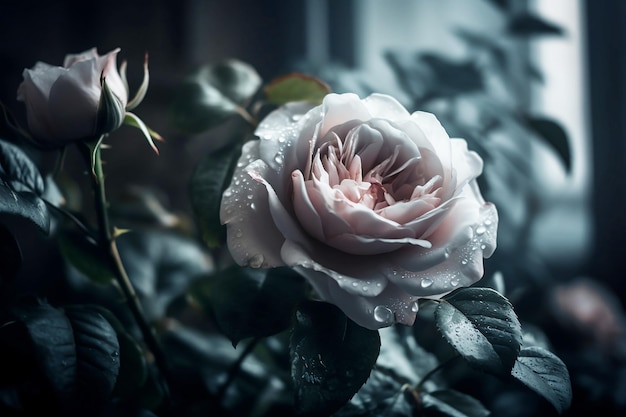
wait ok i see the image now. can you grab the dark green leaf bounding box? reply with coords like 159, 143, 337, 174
0, 223, 21, 303
191, 265, 308, 346
115, 229, 215, 322
171, 59, 261, 133
525, 117, 571, 171
58, 229, 114, 284
421, 389, 490, 417
189, 143, 241, 248
12, 301, 77, 410
0, 139, 49, 233
511, 347, 572, 413
291, 301, 380, 417
64, 305, 121, 406
435, 287, 522, 376
265, 73, 331, 106
419, 54, 484, 97
507, 14, 564, 37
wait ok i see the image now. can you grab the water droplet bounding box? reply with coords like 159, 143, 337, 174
410, 301, 419, 313
450, 277, 460, 287
235, 230, 243, 238
444, 248, 451, 259
111, 351, 119, 359
461, 259, 468, 265
420, 278, 433, 288
274, 154, 284, 164
291, 114, 302, 122
484, 219, 492, 226
362, 286, 369, 292
223, 189, 233, 197
351, 281, 358, 287
374, 306, 394, 323
250, 203, 256, 210
247, 194, 254, 200
481, 244, 487, 250
376, 282, 382, 287
249, 254, 264, 268
475, 225, 487, 235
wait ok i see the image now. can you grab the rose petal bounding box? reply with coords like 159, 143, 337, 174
362, 93, 411, 121
281, 240, 388, 297
297, 265, 419, 330
220, 141, 286, 268
320, 93, 371, 137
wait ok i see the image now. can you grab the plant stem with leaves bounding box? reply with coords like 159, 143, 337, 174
86, 138, 173, 402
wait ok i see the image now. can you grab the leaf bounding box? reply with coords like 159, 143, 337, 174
511, 347, 572, 414
189, 142, 241, 248
435, 287, 522, 376
0, 223, 22, 301
88, 306, 148, 400
191, 266, 308, 346
525, 117, 571, 171
63, 305, 121, 406
420, 389, 490, 417
419, 53, 484, 97
290, 301, 380, 417
12, 300, 77, 411
507, 14, 564, 37
0, 139, 49, 233
171, 59, 262, 133
58, 229, 115, 284
265, 73, 331, 106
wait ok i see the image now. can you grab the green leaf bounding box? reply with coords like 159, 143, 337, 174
63, 305, 121, 406
290, 301, 380, 417
525, 117, 571, 172
171, 59, 262, 133
0, 223, 22, 297
507, 14, 564, 37
189, 142, 241, 248
0, 139, 49, 233
58, 229, 114, 284
265, 73, 331, 106
421, 389, 490, 417
89, 306, 149, 400
435, 287, 522, 376
191, 265, 308, 346
511, 347, 572, 414
12, 300, 77, 411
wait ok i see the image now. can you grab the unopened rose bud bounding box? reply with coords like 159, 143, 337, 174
17, 48, 129, 146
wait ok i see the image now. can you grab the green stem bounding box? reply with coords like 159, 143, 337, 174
415, 354, 461, 391
87, 141, 173, 401
216, 338, 260, 400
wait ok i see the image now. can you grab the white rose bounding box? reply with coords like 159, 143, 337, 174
220, 93, 498, 330
17, 48, 128, 145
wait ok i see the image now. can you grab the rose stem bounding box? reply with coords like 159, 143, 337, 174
415, 353, 461, 391
87, 141, 174, 404
216, 337, 261, 400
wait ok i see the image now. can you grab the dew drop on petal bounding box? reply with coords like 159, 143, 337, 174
235, 230, 243, 238
420, 278, 433, 288
274, 154, 284, 164
475, 225, 487, 235
450, 277, 460, 287
410, 301, 419, 313
223, 189, 233, 197
250, 203, 256, 210
373, 306, 394, 324
249, 254, 264, 268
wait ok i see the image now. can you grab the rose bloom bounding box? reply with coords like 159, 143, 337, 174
220, 93, 497, 330
17, 48, 128, 145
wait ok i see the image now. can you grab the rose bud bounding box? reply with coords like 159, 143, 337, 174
221, 93, 498, 330
17, 48, 128, 146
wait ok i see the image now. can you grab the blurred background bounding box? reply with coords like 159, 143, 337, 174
1, 0, 625, 415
